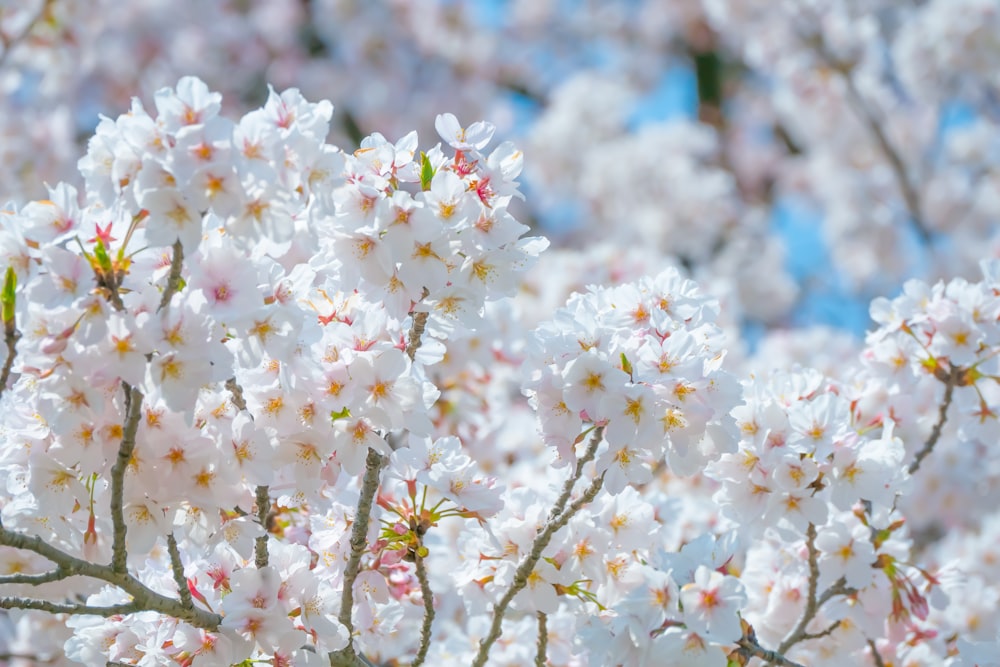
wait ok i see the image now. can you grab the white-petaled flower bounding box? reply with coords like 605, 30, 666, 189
830, 429, 907, 510
654, 627, 729, 667
816, 521, 877, 590
597, 442, 654, 495
434, 113, 496, 151
679, 565, 747, 644
562, 350, 622, 419
600, 383, 660, 448
220, 566, 303, 653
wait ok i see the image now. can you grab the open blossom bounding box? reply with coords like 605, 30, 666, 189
679, 566, 747, 644
815, 520, 877, 590
220, 566, 302, 656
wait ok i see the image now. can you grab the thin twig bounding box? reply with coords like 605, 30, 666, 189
469, 430, 604, 667
0, 597, 138, 617
816, 578, 854, 607
0, 655, 56, 664
777, 523, 820, 654
406, 288, 431, 362
800, 619, 842, 642
411, 553, 435, 667
738, 637, 808, 667
0, 567, 66, 586
109, 383, 143, 574
166, 533, 193, 608
810, 39, 930, 244
225, 376, 249, 412
471, 472, 605, 667
254, 485, 270, 568
868, 638, 887, 667
0, 317, 19, 397
908, 367, 958, 475
534, 611, 548, 667
157, 239, 185, 313
328, 447, 385, 666
547, 428, 604, 525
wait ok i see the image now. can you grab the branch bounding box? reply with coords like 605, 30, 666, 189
738, 636, 807, 667
0, 654, 56, 664
0, 524, 220, 629
908, 366, 958, 475
166, 533, 193, 609
411, 553, 435, 667
157, 239, 185, 313
254, 485, 270, 568
0, 567, 67, 585
534, 611, 548, 667
548, 427, 604, 525
777, 523, 820, 654
328, 447, 384, 666
0, 596, 138, 617
471, 470, 605, 667
810, 39, 930, 244
816, 577, 854, 607
109, 383, 143, 573
0, 316, 19, 398
406, 288, 431, 362
868, 638, 887, 667
225, 376, 249, 412
799, 619, 841, 642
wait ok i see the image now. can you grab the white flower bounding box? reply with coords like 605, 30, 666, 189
679, 566, 747, 644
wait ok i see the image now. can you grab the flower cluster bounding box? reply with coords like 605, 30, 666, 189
0, 77, 546, 664
2, 72, 1000, 667
524, 267, 741, 489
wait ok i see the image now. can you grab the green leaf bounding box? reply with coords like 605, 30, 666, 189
1, 266, 15, 326
420, 151, 435, 191
330, 407, 352, 422
93, 239, 113, 274
620, 352, 633, 377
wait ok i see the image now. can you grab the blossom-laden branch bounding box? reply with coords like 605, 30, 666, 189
411, 552, 435, 667
908, 365, 959, 475
0, 520, 221, 630
534, 611, 548, 667
471, 431, 606, 667
109, 382, 143, 574
328, 447, 386, 667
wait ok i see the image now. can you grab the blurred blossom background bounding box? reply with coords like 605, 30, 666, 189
2, 0, 998, 349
